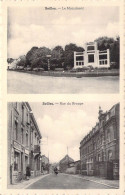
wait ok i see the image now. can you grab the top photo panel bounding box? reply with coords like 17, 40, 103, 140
7, 6, 120, 94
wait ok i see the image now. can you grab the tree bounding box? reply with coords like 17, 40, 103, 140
7, 58, 14, 64
50, 46, 64, 69
95, 36, 120, 68
16, 55, 26, 67
25, 46, 51, 70
64, 43, 84, 69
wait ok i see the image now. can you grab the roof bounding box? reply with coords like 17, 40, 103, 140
59, 155, 74, 164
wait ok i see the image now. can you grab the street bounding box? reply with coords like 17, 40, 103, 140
26, 173, 112, 189
7, 71, 119, 94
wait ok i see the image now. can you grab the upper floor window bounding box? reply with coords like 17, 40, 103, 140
14, 120, 18, 141
21, 128, 24, 144
26, 133, 28, 146
22, 105, 24, 124
107, 129, 111, 142
87, 46, 95, 51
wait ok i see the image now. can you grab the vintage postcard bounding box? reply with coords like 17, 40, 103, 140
0, 0, 125, 195
6, 5, 120, 94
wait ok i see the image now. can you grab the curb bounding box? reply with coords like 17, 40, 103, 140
63, 173, 119, 189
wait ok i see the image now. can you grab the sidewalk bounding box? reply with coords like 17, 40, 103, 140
8, 174, 49, 189
78, 174, 119, 189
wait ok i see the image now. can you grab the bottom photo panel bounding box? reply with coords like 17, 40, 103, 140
7, 101, 119, 189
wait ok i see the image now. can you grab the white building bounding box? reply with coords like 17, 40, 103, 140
74, 42, 110, 69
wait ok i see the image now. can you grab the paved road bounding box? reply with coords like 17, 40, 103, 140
26, 173, 112, 189
7, 71, 119, 94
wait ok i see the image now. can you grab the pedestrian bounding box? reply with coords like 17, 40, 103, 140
26, 165, 31, 180
54, 166, 58, 175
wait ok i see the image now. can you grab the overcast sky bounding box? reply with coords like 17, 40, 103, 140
8, 6, 119, 59
30, 100, 119, 163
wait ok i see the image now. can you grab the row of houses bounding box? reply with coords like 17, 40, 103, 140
7, 102, 42, 185
80, 103, 119, 180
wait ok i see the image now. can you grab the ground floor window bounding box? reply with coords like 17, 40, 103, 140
14, 151, 20, 171
76, 61, 84, 66
25, 156, 28, 169
88, 54, 94, 63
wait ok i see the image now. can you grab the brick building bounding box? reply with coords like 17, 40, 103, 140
80, 103, 119, 180
7, 102, 42, 185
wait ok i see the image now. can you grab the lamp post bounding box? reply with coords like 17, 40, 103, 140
46, 55, 51, 71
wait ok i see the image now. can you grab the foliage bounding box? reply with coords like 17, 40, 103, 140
16, 55, 26, 67
64, 43, 84, 70
7, 58, 14, 64
9, 36, 120, 70
95, 36, 120, 69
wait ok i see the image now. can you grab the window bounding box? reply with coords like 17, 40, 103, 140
14, 151, 20, 171
31, 130, 33, 144
99, 54, 107, 60
22, 105, 24, 124
108, 150, 113, 161
27, 113, 29, 123
76, 56, 84, 61
14, 120, 18, 140
21, 128, 23, 144
76, 62, 79, 66
25, 156, 28, 169
26, 133, 28, 146
107, 129, 111, 142
88, 54, 94, 63
87, 46, 95, 51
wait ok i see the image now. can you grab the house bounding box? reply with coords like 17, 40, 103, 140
7, 102, 42, 185
59, 155, 74, 173
74, 42, 110, 69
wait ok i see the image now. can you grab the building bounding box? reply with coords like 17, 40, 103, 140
41, 155, 49, 173
74, 42, 110, 69
59, 155, 74, 173
7, 102, 42, 185
66, 160, 81, 174
80, 103, 119, 180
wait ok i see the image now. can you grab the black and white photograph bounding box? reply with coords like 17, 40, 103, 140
7, 6, 120, 94
7, 101, 119, 189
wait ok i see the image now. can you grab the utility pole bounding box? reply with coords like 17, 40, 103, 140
67, 146, 69, 167
47, 136, 50, 173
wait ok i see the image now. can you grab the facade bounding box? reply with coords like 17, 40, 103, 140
80, 103, 119, 180
41, 155, 49, 173
74, 42, 110, 69
7, 102, 42, 185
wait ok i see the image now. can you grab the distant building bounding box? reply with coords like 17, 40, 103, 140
7, 58, 20, 70
74, 42, 110, 69
80, 103, 119, 180
7, 102, 42, 185
59, 155, 74, 173
66, 160, 81, 174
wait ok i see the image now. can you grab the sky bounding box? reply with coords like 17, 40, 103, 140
8, 6, 119, 59
29, 100, 119, 163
